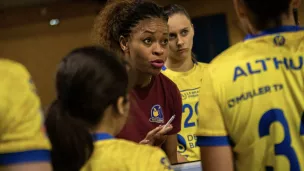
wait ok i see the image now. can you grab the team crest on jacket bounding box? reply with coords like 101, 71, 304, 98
149, 105, 164, 123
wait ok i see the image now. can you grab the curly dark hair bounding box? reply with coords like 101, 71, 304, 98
92, 0, 168, 54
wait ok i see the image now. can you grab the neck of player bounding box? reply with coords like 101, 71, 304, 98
252, 14, 297, 35
94, 108, 121, 137
136, 71, 152, 88
165, 54, 194, 72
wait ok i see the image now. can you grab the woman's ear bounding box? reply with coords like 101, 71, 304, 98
116, 96, 129, 117
233, 0, 247, 19
191, 23, 195, 36
119, 36, 129, 53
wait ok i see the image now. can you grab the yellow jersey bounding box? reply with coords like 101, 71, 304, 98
162, 62, 208, 161
196, 26, 304, 171
81, 133, 173, 171
0, 59, 51, 165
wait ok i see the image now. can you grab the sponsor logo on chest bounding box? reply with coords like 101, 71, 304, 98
149, 104, 164, 123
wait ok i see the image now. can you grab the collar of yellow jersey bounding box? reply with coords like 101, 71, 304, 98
244, 25, 304, 41
161, 59, 198, 71
92, 133, 114, 142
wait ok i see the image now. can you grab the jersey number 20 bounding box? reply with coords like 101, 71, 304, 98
258, 108, 303, 171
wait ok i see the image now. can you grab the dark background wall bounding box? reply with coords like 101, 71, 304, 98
1, 0, 303, 106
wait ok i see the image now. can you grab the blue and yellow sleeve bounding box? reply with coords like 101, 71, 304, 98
0, 60, 51, 165
196, 66, 230, 146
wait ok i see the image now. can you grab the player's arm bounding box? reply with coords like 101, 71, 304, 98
196, 67, 234, 171
0, 61, 52, 171
162, 134, 178, 164
0, 163, 52, 171
200, 146, 233, 171
177, 152, 187, 163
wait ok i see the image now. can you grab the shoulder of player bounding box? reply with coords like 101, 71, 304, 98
196, 62, 208, 66
211, 41, 244, 65
157, 73, 179, 89
0, 59, 30, 80
196, 62, 209, 71
112, 139, 171, 170
114, 139, 166, 157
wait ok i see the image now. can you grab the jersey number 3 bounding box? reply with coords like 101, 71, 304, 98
258, 108, 303, 171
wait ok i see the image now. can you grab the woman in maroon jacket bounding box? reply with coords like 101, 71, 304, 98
92, 0, 182, 163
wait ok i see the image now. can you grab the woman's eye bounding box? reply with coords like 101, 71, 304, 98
143, 39, 152, 45
161, 39, 168, 45
169, 34, 176, 39
181, 30, 188, 36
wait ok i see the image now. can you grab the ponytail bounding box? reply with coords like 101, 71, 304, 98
45, 100, 94, 171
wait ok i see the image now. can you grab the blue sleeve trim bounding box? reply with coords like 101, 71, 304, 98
0, 150, 50, 165
196, 136, 231, 146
